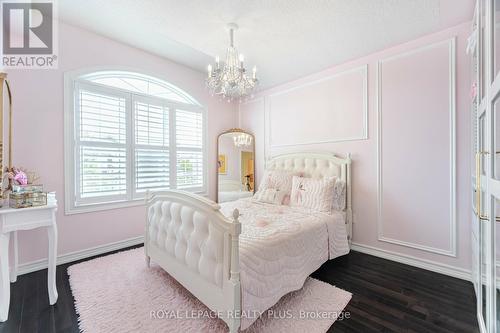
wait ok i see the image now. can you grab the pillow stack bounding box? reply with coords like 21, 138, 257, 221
252, 169, 347, 213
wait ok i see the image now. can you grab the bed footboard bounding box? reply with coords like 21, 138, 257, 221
145, 190, 241, 333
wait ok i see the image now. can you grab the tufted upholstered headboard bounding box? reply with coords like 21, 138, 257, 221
265, 152, 352, 243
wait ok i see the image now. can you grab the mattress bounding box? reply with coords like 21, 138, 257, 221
220, 198, 349, 330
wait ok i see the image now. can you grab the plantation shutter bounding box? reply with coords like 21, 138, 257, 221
175, 110, 204, 190
70, 74, 206, 211
134, 98, 170, 194
76, 85, 128, 201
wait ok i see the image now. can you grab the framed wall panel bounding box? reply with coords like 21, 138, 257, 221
377, 38, 456, 256
266, 65, 368, 148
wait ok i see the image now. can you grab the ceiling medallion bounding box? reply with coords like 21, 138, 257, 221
206, 23, 258, 101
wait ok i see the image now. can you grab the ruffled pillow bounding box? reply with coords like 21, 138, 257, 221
290, 176, 335, 213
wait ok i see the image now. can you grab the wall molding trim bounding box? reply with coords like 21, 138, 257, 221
376, 37, 457, 257
265, 64, 368, 149
16, 236, 145, 276
351, 242, 471, 281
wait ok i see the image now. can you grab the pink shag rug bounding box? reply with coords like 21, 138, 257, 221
68, 248, 351, 333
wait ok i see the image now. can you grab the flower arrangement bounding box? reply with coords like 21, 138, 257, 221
3, 167, 46, 208
4, 167, 40, 190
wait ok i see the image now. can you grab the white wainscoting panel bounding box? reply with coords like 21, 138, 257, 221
377, 38, 456, 256
266, 65, 368, 148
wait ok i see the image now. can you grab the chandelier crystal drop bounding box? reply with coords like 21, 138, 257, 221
233, 132, 252, 148
206, 23, 258, 101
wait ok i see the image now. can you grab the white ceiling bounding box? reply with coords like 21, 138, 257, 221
59, 0, 474, 90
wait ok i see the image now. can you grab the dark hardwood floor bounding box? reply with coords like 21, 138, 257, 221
313, 252, 479, 333
0, 247, 478, 333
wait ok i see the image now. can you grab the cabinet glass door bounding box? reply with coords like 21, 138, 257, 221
493, 0, 500, 331
477, 108, 489, 332
472, 0, 481, 301
473, 1, 487, 330
470, 0, 500, 331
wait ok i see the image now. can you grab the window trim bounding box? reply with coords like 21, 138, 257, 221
64, 67, 208, 215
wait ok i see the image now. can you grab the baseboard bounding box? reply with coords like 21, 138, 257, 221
17, 236, 145, 276
351, 242, 472, 281
16, 238, 473, 282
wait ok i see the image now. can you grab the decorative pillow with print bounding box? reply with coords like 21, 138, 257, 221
255, 169, 301, 204
290, 176, 335, 213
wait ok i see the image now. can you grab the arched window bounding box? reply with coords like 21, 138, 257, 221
64, 70, 205, 213
82, 71, 200, 105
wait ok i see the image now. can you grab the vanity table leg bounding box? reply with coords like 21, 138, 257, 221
0, 232, 10, 322
9, 231, 17, 283
47, 223, 58, 305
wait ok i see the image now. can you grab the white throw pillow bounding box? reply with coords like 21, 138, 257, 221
252, 188, 287, 205
332, 179, 346, 211
258, 169, 300, 195
290, 176, 335, 213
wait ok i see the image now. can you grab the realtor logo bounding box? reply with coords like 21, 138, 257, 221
1, 0, 58, 68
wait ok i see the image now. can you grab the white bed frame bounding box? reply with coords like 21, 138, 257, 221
145, 152, 352, 333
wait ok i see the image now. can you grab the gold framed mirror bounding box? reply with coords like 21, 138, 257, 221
0, 73, 13, 202
216, 128, 255, 203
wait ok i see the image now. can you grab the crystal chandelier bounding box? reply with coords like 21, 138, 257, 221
233, 132, 252, 148
206, 23, 258, 101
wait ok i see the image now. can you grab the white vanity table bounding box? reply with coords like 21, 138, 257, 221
0, 197, 58, 322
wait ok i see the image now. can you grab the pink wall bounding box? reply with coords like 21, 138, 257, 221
6, 23, 238, 266
240, 99, 266, 187
239, 23, 472, 273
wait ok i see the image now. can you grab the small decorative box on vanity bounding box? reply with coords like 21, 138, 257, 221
9, 184, 47, 208
9, 192, 47, 208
